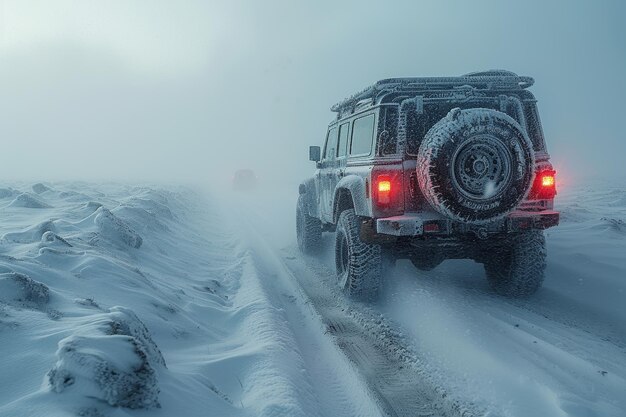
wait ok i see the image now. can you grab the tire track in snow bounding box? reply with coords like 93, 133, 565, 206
226, 193, 481, 417
230, 213, 482, 417
382, 261, 626, 415
277, 243, 481, 417
230, 213, 386, 417
225, 188, 626, 417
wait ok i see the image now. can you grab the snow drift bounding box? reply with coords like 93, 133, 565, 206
0, 182, 379, 417
8, 192, 51, 209
93, 207, 143, 248
0, 272, 50, 309
48, 307, 165, 409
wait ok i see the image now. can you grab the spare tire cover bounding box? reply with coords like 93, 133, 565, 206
416, 108, 534, 223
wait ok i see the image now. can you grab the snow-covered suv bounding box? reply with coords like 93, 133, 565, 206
297, 70, 559, 299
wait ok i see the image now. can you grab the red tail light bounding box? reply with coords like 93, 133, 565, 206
541, 174, 555, 187
371, 167, 404, 216
377, 177, 392, 204
530, 170, 557, 199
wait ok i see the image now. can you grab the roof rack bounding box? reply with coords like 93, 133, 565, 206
331, 70, 534, 114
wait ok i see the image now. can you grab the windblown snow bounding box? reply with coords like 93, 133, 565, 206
0, 180, 624, 417
0, 183, 380, 417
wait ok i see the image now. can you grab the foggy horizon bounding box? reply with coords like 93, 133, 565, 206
1, 3, 625, 417
1, 0, 625, 186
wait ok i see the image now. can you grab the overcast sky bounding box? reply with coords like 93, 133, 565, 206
0, 0, 624, 186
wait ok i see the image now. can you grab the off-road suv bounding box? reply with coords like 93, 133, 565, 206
297, 70, 559, 299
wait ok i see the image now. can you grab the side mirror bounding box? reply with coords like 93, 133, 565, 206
309, 146, 321, 162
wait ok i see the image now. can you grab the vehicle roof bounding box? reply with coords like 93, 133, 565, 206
331, 70, 534, 117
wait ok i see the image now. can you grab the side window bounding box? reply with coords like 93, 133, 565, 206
337, 122, 349, 157
323, 127, 338, 160
350, 113, 375, 156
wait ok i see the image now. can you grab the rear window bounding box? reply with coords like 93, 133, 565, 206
350, 114, 375, 156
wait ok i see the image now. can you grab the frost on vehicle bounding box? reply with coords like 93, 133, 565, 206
298, 70, 559, 299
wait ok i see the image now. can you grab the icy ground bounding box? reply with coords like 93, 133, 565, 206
0, 181, 624, 417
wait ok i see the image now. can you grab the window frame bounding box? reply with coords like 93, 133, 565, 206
336, 122, 350, 158
349, 113, 376, 158
323, 126, 338, 161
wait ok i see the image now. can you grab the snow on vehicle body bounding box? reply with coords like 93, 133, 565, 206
298, 70, 559, 299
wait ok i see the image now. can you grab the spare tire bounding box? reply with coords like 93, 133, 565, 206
417, 108, 534, 223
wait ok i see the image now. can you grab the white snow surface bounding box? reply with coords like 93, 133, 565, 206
0, 180, 624, 417
0, 182, 380, 417
383, 182, 626, 416
242, 179, 626, 417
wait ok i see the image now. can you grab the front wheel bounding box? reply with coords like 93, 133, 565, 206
335, 209, 382, 301
483, 231, 546, 297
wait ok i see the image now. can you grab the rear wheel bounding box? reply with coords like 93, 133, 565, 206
483, 231, 546, 297
335, 209, 382, 300
296, 195, 322, 254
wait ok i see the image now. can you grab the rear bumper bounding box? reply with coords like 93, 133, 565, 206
375, 210, 559, 237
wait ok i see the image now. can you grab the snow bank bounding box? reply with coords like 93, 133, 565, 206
0, 184, 171, 416
0, 187, 17, 199
0, 272, 50, 309
48, 307, 165, 409
41, 230, 73, 247
0, 182, 381, 417
2, 220, 57, 243
77, 201, 104, 216
31, 183, 52, 194
127, 197, 174, 220
112, 204, 169, 233
0, 184, 281, 416
93, 207, 143, 248
8, 192, 51, 208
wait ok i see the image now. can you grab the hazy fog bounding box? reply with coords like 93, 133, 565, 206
1, 0, 624, 186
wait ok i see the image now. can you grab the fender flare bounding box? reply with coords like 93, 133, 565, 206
333, 175, 368, 223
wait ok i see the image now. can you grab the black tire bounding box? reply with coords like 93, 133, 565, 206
296, 195, 322, 254
335, 209, 382, 300
483, 231, 546, 297
417, 108, 535, 224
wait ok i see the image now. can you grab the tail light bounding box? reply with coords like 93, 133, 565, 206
371, 167, 404, 216
529, 169, 557, 199
541, 174, 555, 187
377, 176, 392, 204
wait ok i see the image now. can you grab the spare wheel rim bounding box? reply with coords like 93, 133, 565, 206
450, 135, 513, 201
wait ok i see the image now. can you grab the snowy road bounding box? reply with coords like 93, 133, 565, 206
0, 182, 624, 417
231, 201, 476, 417
229, 182, 626, 417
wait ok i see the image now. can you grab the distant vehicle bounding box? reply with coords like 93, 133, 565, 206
297, 70, 559, 300
232, 169, 258, 191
